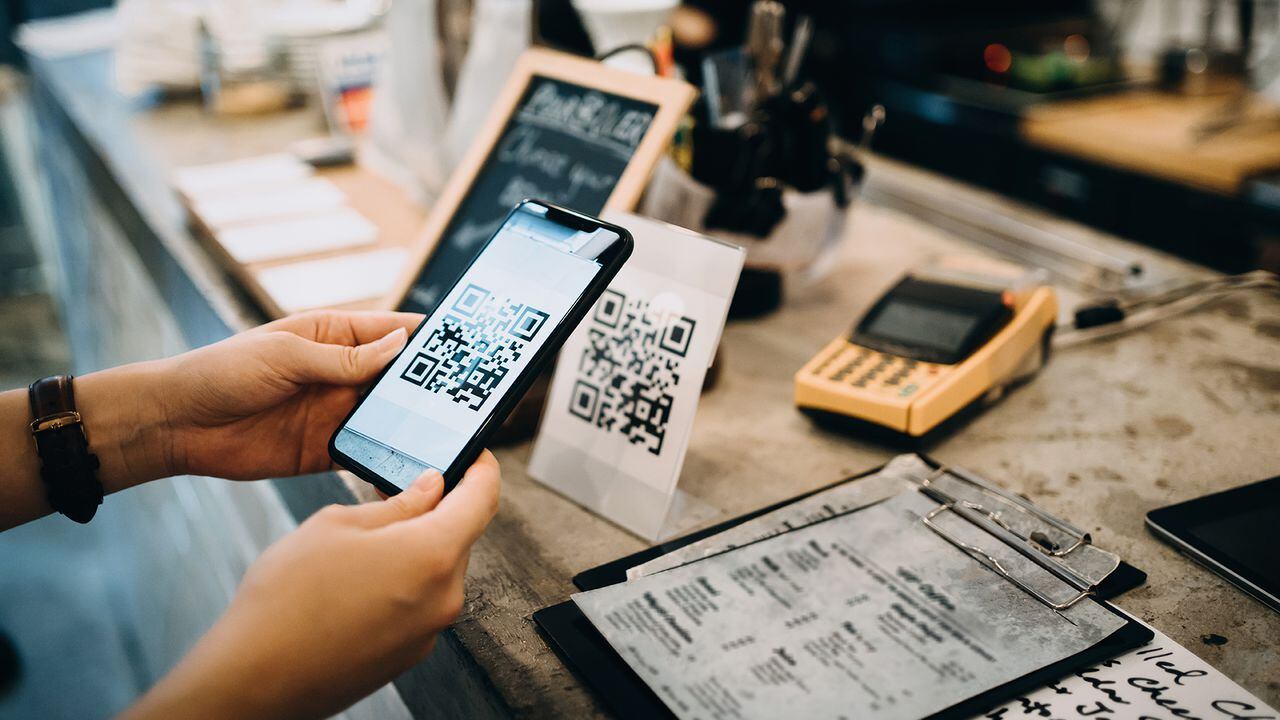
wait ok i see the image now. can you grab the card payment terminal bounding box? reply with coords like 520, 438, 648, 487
795, 258, 1058, 438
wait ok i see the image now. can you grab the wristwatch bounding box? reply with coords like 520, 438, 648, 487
28, 375, 103, 523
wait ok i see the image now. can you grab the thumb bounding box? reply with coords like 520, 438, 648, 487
285, 326, 407, 386
345, 471, 446, 528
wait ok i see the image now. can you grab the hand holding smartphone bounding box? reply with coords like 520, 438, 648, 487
329, 200, 633, 494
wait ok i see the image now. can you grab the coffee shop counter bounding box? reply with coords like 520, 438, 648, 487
18, 46, 1279, 717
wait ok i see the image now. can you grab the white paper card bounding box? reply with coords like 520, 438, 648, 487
528, 212, 745, 541
173, 154, 313, 197
976, 622, 1277, 720
255, 248, 405, 313
193, 178, 347, 230
215, 209, 379, 264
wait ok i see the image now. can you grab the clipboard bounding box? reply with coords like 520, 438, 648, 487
534, 455, 1150, 720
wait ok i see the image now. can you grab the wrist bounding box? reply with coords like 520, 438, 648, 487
74, 360, 178, 492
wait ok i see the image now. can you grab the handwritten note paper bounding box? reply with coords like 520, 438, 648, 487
977, 624, 1277, 720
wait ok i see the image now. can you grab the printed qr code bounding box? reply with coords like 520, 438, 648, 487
400, 283, 549, 411
568, 289, 696, 455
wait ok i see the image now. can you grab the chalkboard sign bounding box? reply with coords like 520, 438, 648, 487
388, 48, 696, 314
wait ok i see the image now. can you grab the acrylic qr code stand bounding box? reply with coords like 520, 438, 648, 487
527, 212, 744, 541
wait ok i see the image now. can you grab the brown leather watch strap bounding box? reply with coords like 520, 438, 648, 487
28, 375, 103, 523
30, 374, 75, 421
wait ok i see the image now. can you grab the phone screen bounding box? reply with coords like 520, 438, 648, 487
333, 202, 621, 490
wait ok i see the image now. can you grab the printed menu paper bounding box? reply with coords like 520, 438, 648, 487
574, 490, 1130, 720
529, 212, 745, 541
977, 623, 1277, 720
629, 455, 1121, 590
627, 453, 931, 579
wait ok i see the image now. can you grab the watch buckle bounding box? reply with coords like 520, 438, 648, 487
30, 411, 83, 434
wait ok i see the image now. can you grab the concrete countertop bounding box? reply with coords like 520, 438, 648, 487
26, 47, 1280, 715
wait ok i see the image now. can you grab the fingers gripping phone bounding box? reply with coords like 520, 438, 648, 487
330, 200, 633, 494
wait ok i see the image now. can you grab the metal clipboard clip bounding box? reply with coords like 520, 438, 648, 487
922, 500, 1093, 612
916, 464, 1120, 613
920, 466, 1094, 559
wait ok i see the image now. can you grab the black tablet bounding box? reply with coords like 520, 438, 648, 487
1146, 475, 1280, 613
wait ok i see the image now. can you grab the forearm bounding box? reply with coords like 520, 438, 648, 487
120, 632, 278, 720
1, 361, 176, 530
121, 600, 360, 720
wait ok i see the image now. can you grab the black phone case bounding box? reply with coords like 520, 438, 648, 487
328, 200, 634, 495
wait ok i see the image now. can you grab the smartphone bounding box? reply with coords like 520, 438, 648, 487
329, 200, 633, 494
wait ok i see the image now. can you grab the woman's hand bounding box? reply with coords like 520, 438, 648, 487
0, 310, 421, 530
123, 453, 501, 720
161, 310, 420, 480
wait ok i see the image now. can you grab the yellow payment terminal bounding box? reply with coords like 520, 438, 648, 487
795, 259, 1058, 438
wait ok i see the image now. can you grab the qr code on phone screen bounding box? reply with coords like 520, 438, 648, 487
399, 284, 549, 411
568, 289, 696, 455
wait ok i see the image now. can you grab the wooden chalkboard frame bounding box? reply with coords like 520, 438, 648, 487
383, 46, 697, 309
